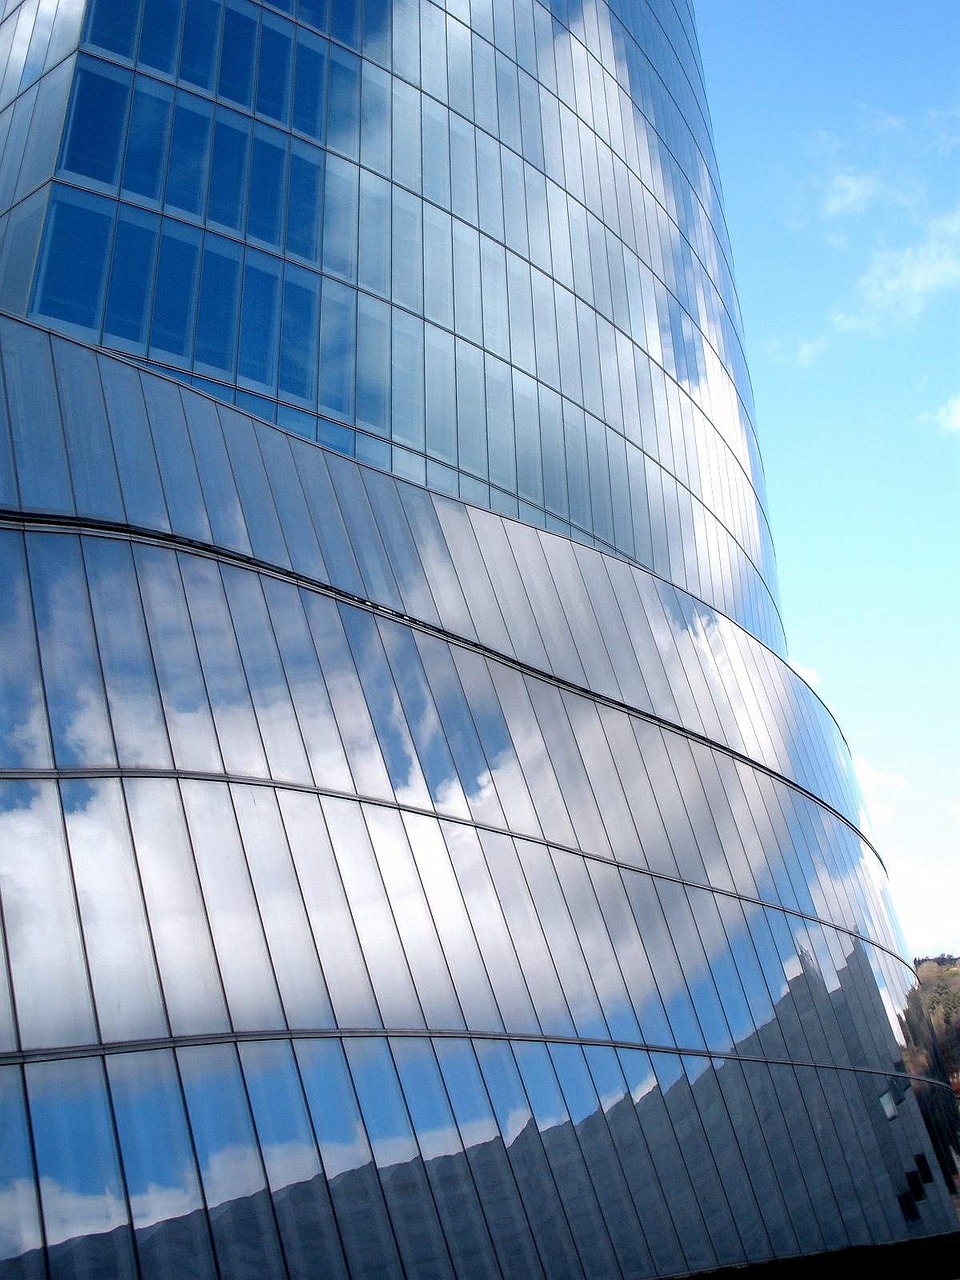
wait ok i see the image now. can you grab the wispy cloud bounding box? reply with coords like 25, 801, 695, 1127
934, 395, 960, 432
830, 207, 960, 330
854, 755, 905, 827
822, 172, 881, 217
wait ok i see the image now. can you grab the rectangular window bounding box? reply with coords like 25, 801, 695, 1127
257, 16, 293, 123
103, 206, 159, 350
122, 78, 173, 204
195, 237, 241, 375
59, 60, 130, 188
219, 0, 258, 107
238, 249, 280, 389
151, 220, 201, 360
34, 186, 114, 331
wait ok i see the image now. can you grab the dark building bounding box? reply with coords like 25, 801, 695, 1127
0, 0, 956, 1275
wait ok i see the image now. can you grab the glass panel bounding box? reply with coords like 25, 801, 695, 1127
0, 530, 51, 768
179, 779, 285, 1031
617, 1047, 717, 1273
220, 566, 310, 783
28, 1057, 137, 1273
125, 777, 230, 1036
83, 535, 171, 767
581, 1044, 686, 1276
344, 1037, 456, 1277
178, 1043, 288, 1279
296, 1041, 405, 1275
514, 1040, 626, 1276
321, 796, 424, 1028
298, 590, 391, 797
239, 1039, 349, 1280
473, 1038, 582, 1278
231, 783, 333, 1028
277, 790, 382, 1027
179, 553, 268, 776
27, 532, 115, 767
0, 779, 97, 1048
102, 204, 160, 353
338, 605, 430, 808
390, 1038, 502, 1279
0, 1066, 45, 1276
62, 777, 167, 1041
107, 1050, 218, 1280
363, 804, 463, 1027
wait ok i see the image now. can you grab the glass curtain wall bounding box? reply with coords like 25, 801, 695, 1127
0, 1, 956, 1277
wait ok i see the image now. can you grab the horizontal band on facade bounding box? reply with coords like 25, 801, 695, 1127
0, 761, 905, 967
0, 1026, 949, 1094
0, 504, 878, 869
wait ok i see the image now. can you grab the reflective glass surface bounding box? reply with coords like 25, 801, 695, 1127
0, 0, 955, 1274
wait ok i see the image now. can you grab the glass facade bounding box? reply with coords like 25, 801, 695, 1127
0, 1, 956, 1276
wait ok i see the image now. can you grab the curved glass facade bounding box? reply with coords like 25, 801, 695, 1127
0, 0, 956, 1276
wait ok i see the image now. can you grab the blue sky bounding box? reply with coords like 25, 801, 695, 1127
694, 1, 960, 959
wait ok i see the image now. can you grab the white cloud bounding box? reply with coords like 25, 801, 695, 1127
950, 800, 960, 821
830, 207, 960, 330
822, 172, 881, 217
934, 394, 960, 432
854, 755, 905, 827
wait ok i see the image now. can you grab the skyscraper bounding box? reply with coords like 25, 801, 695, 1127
0, 0, 956, 1274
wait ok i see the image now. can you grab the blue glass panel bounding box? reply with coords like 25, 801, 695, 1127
107, 1051, 218, 1280
360, 60, 391, 174
139, 0, 183, 73
238, 249, 280, 389
474, 1038, 582, 1278
103, 205, 159, 350
178, 1044, 288, 1279
279, 262, 320, 403
318, 277, 356, 421
28, 532, 116, 766
356, 291, 390, 434
390, 1038, 502, 1280
0, 532, 51, 768
33, 186, 113, 331
85, 0, 139, 58
0, 1067, 45, 1276
344, 1038, 456, 1278
246, 125, 286, 247
391, 309, 423, 450
150, 220, 201, 361
327, 46, 360, 159
166, 95, 212, 215
179, 0, 221, 89
207, 109, 249, 230
338, 604, 430, 807
295, 1038, 405, 1278
434, 1038, 547, 1277
28, 1057, 137, 1274
60, 59, 130, 186
292, 29, 326, 138
257, 16, 293, 122
195, 236, 241, 374
286, 138, 323, 261
122, 78, 173, 203
220, 0, 258, 107
322, 153, 358, 281
363, 0, 391, 63
239, 1040, 349, 1280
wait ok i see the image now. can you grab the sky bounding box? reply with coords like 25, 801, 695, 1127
694, 1, 960, 960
